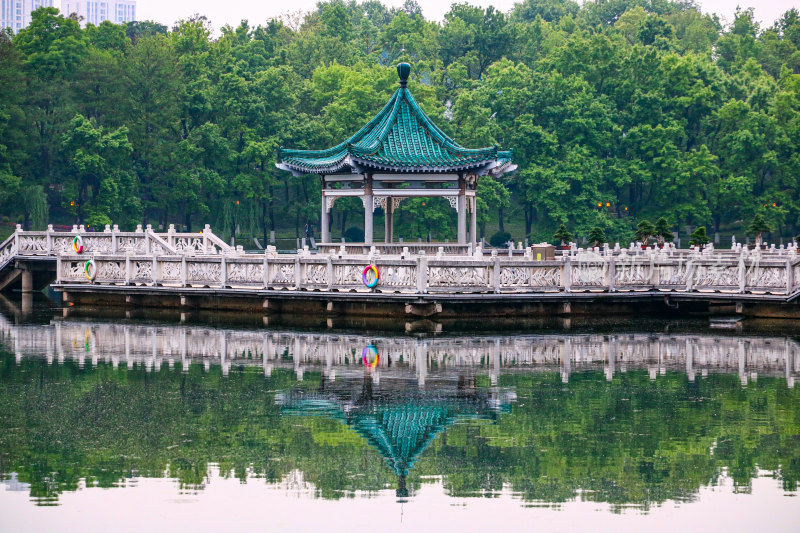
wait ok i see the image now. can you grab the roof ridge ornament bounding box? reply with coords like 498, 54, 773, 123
397, 62, 410, 88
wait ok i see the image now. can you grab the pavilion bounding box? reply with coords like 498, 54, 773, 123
277, 63, 516, 248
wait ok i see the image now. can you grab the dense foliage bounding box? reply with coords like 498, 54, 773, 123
0, 351, 798, 507
2, 1, 800, 245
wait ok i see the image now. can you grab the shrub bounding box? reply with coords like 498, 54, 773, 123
343, 226, 365, 243
588, 226, 606, 247
689, 226, 710, 246
489, 230, 512, 247
553, 223, 573, 245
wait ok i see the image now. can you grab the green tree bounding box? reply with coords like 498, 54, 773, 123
689, 226, 710, 246
747, 212, 773, 246
588, 225, 606, 247
635, 219, 656, 245
553, 223, 573, 246
654, 216, 674, 245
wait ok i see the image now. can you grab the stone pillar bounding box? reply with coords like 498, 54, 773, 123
364, 176, 374, 244
320, 192, 329, 243
457, 177, 467, 244
384, 197, 393, 243
469, 196, 477, 249
21, 269, 33, 293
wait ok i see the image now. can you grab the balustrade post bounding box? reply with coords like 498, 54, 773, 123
786, 258, 793, 295
263, 253, 270, 289
111, 225, 118, 253
327, 256, 333, 291
738, 255, 746, 294
416, 255, 428, 294
686, 259, 695, 292
46, 224, 53, 255
606, 256, 616, 292
152, 255, 158, 286
168, 224, 175, 249
220, 256, 228, 288
562, 256, 571, 293
125, 255, 131, 285
492, 254, 501, 293
14, 224, 21, 253
181, 256, 187, 288
294, 257, 302, 290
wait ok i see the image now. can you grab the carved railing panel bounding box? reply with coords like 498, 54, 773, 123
571, 260, 607, 289
691, 262, 740, 291
744, 262, 788, 294
654, 262, 690, 289
95, 259, 125, 283
227, 260, 264, 286
332, 264, 365, 288
132, 260, 153, 283
378, 264, 417, 290
186, 259, 222, 286
117, 236, 147, 254
428, 263, 490, 291
17, 235, 47, 254
614, 260, 651, 289
158, 259, 182, 284
266, 260, 296, 287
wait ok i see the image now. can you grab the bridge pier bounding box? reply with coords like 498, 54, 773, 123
21, 269, 33, 293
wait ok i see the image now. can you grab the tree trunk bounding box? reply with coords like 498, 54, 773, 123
498, 207, 505, 232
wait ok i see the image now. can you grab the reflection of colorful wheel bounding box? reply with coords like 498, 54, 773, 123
362, 265, 379, 288
362, 345, 379, 368
73, 235, 84, 254
84, 259, 96, 281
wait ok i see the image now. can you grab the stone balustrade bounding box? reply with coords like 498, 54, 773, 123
55, 245, 800, 296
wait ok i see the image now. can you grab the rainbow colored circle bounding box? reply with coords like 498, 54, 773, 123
362, 264, 379, 288
84, 259, 96, 281
73, 235, 84, 254
362, 345, 379, 368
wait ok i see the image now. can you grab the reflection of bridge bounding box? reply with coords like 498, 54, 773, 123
0, 312, 796, 387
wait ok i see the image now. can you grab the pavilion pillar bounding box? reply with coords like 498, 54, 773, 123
457, 177, 467, 245
320, 191, 329, 243
364, 176, 374, 244
384, 197, 393, 244
469, 197, 477, 249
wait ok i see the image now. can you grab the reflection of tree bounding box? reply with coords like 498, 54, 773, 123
0, 352, 798, 509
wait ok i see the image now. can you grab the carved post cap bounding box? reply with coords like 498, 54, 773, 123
79, 225, 85, 232
47, 224, 53, 231
113, 225, 119, 232
169, 224, 175, 233
104, 225, 111, 233
136, 224, 143, 232
146, 224, 152, 231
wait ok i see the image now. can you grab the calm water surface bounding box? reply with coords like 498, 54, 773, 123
0, 297, 798, 532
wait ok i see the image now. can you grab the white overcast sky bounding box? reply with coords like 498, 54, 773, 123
132, 0, 799, 31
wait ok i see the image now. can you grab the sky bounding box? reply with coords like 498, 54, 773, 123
131, 0, 800, 32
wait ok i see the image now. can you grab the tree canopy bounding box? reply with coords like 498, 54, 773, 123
1, 2, 799, 246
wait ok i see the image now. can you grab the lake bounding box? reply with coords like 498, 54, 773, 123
0, 296, 798, 532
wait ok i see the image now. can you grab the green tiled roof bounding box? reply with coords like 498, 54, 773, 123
278, 63, 515, 177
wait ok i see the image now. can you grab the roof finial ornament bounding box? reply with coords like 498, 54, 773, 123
397, 62, 410, 88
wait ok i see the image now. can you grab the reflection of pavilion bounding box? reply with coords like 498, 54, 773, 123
277, 376, 514, 497
277, 63, 515, 247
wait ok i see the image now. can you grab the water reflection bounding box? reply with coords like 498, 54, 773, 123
0, 304, 798, 515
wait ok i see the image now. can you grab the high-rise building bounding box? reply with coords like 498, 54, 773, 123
61, 0, 135, 26
1, 0, 55, 32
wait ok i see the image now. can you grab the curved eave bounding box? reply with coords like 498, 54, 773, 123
277, 156, 516, 177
